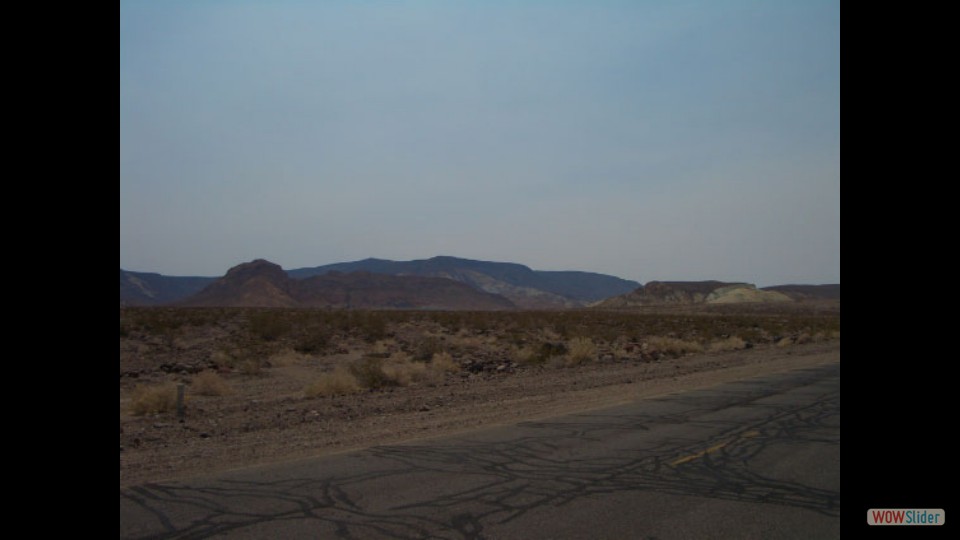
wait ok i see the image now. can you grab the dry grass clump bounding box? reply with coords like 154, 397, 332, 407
238, 358, 264, 376
383, 360, 427, 386
304, 366, 360, 397
430, 351, 459, 373
211, 349, 264, 375
130, 383, 178, 415
269, 348, 308, 367
385, 353, 445, 385
511, 345, 538, 364
646, 336, 704, 357
413, 337, 445, 362
611, 340, 640, 360
708, 336, 747, 353
349, 356, 395, 388
342, 352, 447, 390
190, 370, 233, 396
368, 340, 394, 357
515, 342, 568, 365
565, 337, 597, 366
210, 350, 233, 366
776, 336, 794, 347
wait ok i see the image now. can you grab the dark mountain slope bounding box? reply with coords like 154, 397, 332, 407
179, 259, 515, 310
289, 256, 638, 307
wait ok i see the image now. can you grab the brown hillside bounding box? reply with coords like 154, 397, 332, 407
598, 280, 793, 308
180, 260, 298, 307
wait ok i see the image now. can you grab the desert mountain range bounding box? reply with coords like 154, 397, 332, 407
119, 256, 839, 309
120, 256, 638, 308
288, 256, 640, 308
177, 259, 514, 310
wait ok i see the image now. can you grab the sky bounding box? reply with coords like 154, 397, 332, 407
120, 0, 839, 287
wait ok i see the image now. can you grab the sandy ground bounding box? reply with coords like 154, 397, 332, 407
119, 341, 839, 487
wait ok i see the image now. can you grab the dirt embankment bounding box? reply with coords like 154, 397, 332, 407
120, 341, 840, 487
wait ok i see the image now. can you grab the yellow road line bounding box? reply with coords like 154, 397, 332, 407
670, 431, 760, 466
670, 455, 698, 466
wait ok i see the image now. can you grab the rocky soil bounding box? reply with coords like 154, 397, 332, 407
120, 338, 840, 486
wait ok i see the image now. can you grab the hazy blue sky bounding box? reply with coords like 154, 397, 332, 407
120, 0, 839, 286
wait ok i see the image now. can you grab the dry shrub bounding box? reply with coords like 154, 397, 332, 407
368, 340, 393, 357
708, 336, 747, 353
776, 336, 794, 347
191, 370, 232, 396
350, 356, 398, 389
830, 330, 841, 340
512, 345, 539, 364
339, 352, 445, 388
414, 337, 444, 362
130, 383, 178, 415
796, 332, 813, 344
210, 350, 233, 367
238, 358, 264, 376
355, 312, 388, 343
383, 353, 442, 386
269, 348, 307, 367
526, 342, 568, 365
646, 336, 704, 357
294, 326, 330, 354
565, 337, 597, 366
304, 366, 360, 397
383, 361, 422, 386
430, 351, 459, 373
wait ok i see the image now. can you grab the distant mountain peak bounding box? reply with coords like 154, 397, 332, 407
224, 258, 284, 275
221, 259, 288, 286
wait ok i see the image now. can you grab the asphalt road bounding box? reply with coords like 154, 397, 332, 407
120, 362, 840, 539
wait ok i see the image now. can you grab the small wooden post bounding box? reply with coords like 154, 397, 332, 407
176, 383, 185, 422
